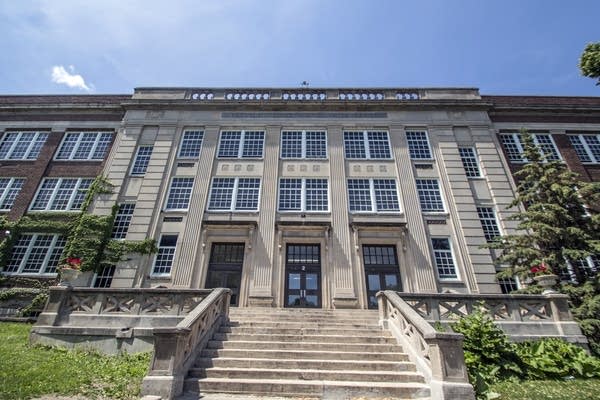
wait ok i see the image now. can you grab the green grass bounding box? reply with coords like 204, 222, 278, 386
490, 378, 600, 399
0, 322, 151, 400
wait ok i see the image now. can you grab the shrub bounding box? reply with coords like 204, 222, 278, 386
561, 277, 600, 356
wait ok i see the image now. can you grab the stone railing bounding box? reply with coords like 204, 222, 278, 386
141, 287, 231, 399
377, 291, 475, 400
185, 88, 421, 102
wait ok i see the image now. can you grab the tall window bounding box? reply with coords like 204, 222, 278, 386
0, 131, 48, 160
4, 234, 66, 274
347, 179, 400, 212
499, 133, 560, 162
568, 134, 600, 164
406, 130, 432, 159
458, 147, 481, 177
0, 178, 25, 210
55, 132, 113, 160
431, 238, 457, 279
111, 204, 135, 239
343, 131, 391, 159
93, 265, 116, 288
152, 234, 178, 276
178, 130, 204, 158
217, 130, 264, 158
416, 179, 445, 212
31, 178, 93, 211
165, 178, 194, 210
130, 146, 153, 176
477, 206, 501, 242
498, 277, 519, 294
278, 178, 329, 212
208, 178, 261, 211
281, 131, 327, 159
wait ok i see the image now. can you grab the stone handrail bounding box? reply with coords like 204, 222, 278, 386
377, 291, 474, 400
141, 287, 231, 400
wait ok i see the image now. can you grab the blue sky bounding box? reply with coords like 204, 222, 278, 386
1, 0, 599, 96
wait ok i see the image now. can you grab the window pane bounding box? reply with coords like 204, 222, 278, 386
281, 131, 302, 158
218, 131, 241, 157
0, 178, 25, 210
279, 179, 302, 211
458, 147, 481, 177
367, 131, 391, 159
178, 130, 204, 158
305, 131, 327, 159
583, 135, 600, 162
112, 203, 136, 239
477, 207, 501, 242
131, 146, 153, 176
568, 135, 592, 163
305, 179, 328, 211
50, 179, 79, 211
153, 235, 178, 275
406, 131, 432, 159
208, 178, 235, 210
373, 179, 399, 211
500, 134, 523, 162
241, 131, 264, 158
534, 134, 560, 161
348, 179, 372, 211
166, 178, 194, 210
416, 179, 444, 212
235, 178, 260, 210
344, 132, 366, 159
432, 238, 457, 278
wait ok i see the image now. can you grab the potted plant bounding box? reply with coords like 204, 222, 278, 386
530, 263, 558, 293
59, 257, 82, 286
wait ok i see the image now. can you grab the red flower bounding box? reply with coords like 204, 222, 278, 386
66, 257, 82, 266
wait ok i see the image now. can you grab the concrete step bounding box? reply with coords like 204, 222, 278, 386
226, 320, 381, 329
212, 332, 397, 344
189, 366, 425, 383
207, 339, 403, 353
200, 348, 409, 362
195, 357, 417, 372
184, 377, 430, 399
220, 326, 389, 336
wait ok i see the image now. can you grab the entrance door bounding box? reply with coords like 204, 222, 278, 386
285, 244, 321, 308
363, 245, 402, 309
206, 243, 245, 306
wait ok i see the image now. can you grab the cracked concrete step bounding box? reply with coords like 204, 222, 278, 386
220, 326, 389, 336
201, 348, 408, 362
212, 332, 397, 344
184, 377, 430, 399
207, 339, 403, 352
195, 357, 416, 372
189, 366, 425, 383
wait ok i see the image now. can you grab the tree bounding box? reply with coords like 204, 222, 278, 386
489, 130, 600, 284
579, 42, 600, 85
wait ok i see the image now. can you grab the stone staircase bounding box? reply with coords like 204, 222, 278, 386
183, 307, 430, 399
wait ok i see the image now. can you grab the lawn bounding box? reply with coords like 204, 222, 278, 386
489, 378, 600, 399
0, 322, 150, 400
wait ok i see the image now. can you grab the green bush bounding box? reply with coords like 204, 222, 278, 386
561, 277, 600, 356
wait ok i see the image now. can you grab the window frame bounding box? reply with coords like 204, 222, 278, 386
0, 131, 49, 160
277, 178, 330, 213
151, 234, 178, 277
406, 130, 433, 160
54, 131, 113, 161
431, 237, 460, 280
0, 177, 25, 211
217, 130, 265, 159
499, 132, 561, 163
164, 177, 195, 211
458, 147, 482, 178
207, 177, 262, 212
129, 145, 154, 176
29, 177, 93, 212
347, 178, 401, 213
568, 133, 600, 164
111, 203, 136, 239
476, 206, 502, 243
3, 233, 66, 275
415, 178, 446, 213
177, 130, 205, 159
343, 130, 393, 160
280, 130, 328, 159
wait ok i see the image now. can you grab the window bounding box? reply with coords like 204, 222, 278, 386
278, 178, 329, 212
416, 179, 445, 212
347, 179, 400, 212
93, 265, 116, 288
152, 235, 178, 276
343, 131, 391, 159
55, 132, 113, 160
477, 207, 501, 242
281, 130, 327, 159
217, 130, 264, 158
363, 245, 398, 266
165, 178, 194, 210
0, 131, 48, 160
499, 277, 519, 294
431, 238, 457, 279
130, 146, 153, 176
568, 134, 600, 163
458, 147, 481, 177
30, 178, 93, 211
499, 133, 560, 163
406, 130, 432, 159
0, 178, 25, 210
208, 177, 261, 211
4, 234, 66, 274
178, 130, 204, 158
111, 204, 135, 239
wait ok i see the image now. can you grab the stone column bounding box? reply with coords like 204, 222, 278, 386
247, 125, 280, 306
328, 125, 358, 308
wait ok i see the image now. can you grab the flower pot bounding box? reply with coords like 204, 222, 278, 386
533, 274, 558, 294
60, 268, 81, 287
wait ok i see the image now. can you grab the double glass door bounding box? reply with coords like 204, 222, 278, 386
285, 244, 321, 308
363, 245, 402, 309
206, 243, 245, 306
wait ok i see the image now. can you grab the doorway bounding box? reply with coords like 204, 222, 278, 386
363, 245, 402, 309
206, 243, 245, 306
284, 244, 321, 308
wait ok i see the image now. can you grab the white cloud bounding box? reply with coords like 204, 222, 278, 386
51, 65, 91, 91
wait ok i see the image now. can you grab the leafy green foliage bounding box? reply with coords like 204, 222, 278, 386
487, 130, 600, 284
580, 42, 600, 85
0, 322, 150, 399
561, 278, 600, 356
